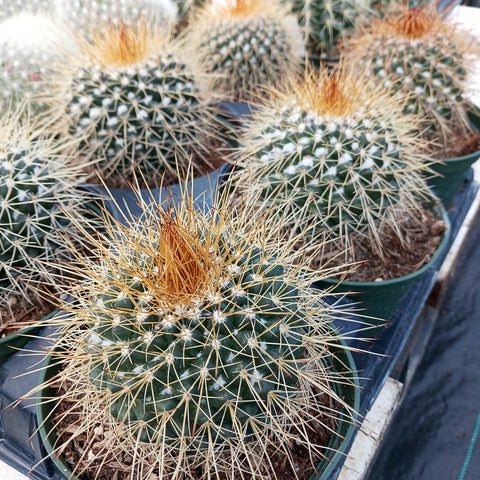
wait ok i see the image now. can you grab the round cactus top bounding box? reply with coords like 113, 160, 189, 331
73, 206, 308, 444
344, 5, 480, 152
234, 67, 435, 252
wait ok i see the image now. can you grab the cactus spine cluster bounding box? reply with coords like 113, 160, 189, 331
186, 0, 305, 102
344, 6, 480, 153
232, 66, 436, 257
0, 116, 94, 304
64, 20, 227, 186
39, 187, 359, 480
284, 0, 371, 58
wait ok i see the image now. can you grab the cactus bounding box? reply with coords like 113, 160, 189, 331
53, 0, 178, 41
186, 0, 305, 102
0, 114, 96, 305
172, 0, 205, 21
0, 12, 77, 114
63, 19, 228, 187
0, 0, 54, 20
344, 5, 480, 154
283, 0, 372, 58
231, 66, 437, 258
36, 185, 360, 480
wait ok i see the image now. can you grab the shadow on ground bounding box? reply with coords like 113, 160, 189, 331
366, 210, 480, 480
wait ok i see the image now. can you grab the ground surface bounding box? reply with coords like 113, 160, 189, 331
366, 209, 480, 480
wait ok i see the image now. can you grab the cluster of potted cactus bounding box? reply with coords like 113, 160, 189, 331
0, 0, 478, 479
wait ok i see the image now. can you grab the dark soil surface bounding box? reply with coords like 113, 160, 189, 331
54, 385, 338, 480
346, 208, 446, 282
433, 129, 480, 160
0, 296, 54, 337
316, 207, 447, 282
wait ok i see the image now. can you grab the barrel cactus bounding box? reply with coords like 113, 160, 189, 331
283, 0, 372, 58
186, 0, 305, 102
344, 5, 480, 155
54, 0, 178, 41
36, 186, 360, 480
0, 116, 95, 305
63, 19, 228, 187
0, 0, 54, 19
0, 12, 77, 114
231, 66, 437, 258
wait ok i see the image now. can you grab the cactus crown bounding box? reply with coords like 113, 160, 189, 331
186, 0, 304, 101
232, 65, 436, 257
81, 19, 167, 68
344, 5, 480, 154
36, 183, 360, 479
293, 69, 362, 117
387, 6, 442, 38
62, 19, 228, 188
210, 0, 274, 16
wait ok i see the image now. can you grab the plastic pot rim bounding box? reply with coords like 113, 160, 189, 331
318, 202, 451, 289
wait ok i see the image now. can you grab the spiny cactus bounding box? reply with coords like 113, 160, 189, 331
35, 185, 360, 480
0, 114, 96, 305
283, 0, 372, 58
231, 66, 437, 259
54, 0, 178, 41
344, 5, 480, 155
186, 0, 305, 102
0, 0, 54, 20
62, 19, 229, 188
0, 12, 77, 114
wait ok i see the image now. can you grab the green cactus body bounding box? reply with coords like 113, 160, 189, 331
69, 55, 207, 177
286, 0, 370, 57
253, 108, 405, 232
346, 7, 479, 149
188, 0, 304, 101
65, 22, 224, 184
43, 192, 359, 478
85, 237, 303, 443
0, 133, 91, 300
1, 154, 54, 290
360, 36, 467, 129
234, 68, 435, 252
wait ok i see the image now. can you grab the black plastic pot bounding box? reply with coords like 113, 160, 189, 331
79, 162, 233, 225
